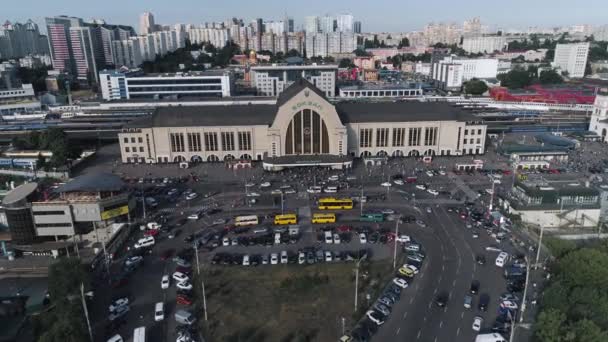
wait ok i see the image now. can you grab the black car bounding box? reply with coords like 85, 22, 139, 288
435, 292, 449, 307
507, 280, 525, 293
476, 254, 486, 265
478, 293, 490, 311
470, 280, 480, 294
183, 234, 194, 243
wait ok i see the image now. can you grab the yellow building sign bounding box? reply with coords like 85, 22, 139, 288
101, 205, 129, 220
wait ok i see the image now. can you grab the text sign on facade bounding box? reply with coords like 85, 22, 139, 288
101, 205, 129, 220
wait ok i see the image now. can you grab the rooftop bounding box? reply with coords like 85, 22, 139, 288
1, 183, 38, 206
340, 83, 423, 91
251, 64, 339, 70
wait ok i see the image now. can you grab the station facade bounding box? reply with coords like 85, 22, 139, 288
118, 80, 487, 170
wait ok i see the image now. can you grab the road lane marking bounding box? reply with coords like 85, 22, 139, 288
410, 297, 414, 304
434, 337, 438, 342
417, 330, 422, 339
442, 265, 445, 271
396, 327, 401, 335
457, 327, 461, 336
439, 321, 443, 328
428, 302, 432, 309
433, 288, 438, 295
452, 280, 456, 287
403, 312, 408, 319
461, 312, 464, 318
420, 272, 425, 279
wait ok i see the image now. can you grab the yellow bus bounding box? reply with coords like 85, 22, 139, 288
318, 198, 353, 210
312, 213, 336, 224
234, 215, 259, 226
274, 213, 297, 225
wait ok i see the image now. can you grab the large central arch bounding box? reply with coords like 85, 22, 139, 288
284, 109, 330, 155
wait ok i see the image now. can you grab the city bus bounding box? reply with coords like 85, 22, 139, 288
274, 213, 297, 225
312, 213, 336, 224
318, 198, 353, 210
234, 215, 259, 227
360, 212, 385, 222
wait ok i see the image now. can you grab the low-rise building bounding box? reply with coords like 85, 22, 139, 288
339, 84, 423, 98
250, 63, 337, 97
99, 69, 233, 101
507, 180, 600, 229
462, 36, 507, 54
0, 84, 41, 115
432, 56, 498, 91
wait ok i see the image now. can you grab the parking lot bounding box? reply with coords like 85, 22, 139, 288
80, 140, 552, 342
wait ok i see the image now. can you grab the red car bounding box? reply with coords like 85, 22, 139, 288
336, 225, 352, 232
175, 266, 192, 274
176, 295, 192, 305
144, 229, 159, 237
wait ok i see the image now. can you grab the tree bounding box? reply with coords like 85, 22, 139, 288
398, 37, 410, 48
535, 309, 567, 342
339, 58, 355, 68
497, 69, 533, 89
464, 79, 488, 95
354, 48, 371, 57
48, 258, 90, 301
539, 69, 564, 84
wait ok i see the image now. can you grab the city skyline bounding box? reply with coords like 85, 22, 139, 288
3, 0, 608, 34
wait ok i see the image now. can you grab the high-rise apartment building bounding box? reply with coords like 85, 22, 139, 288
305, 16, 319, 34
250, 64, 337, 97
423, 23, 461, 45
336, 14, 354, 32
305, 32, 355, 58
319, 16, 336, 33
463, 17, 482, 37
353, 21, 362, 34
112, 38, 142, 68
552, 42, 590, 78
0, 20, 49, 59
187, 27, 230, 48
139, 12, 156, 35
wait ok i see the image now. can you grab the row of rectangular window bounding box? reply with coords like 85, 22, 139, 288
463, 138, 482, 145
168, 132, 252, 153
361, 127, 437, 148
125, 146, 145, 153
124, 137, 143, 143
464, 129, 483, 135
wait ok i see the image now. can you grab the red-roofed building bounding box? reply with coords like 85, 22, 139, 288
489, 84, 597, 104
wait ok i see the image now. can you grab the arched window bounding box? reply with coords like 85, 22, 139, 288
285, 109, 329, 155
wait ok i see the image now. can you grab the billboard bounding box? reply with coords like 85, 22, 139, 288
101, 205, 129, 220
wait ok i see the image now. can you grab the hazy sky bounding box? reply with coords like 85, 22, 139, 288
5, 0, 608, 33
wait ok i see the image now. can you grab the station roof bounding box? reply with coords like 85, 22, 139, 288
127, 81, 476, 128
1, 182, 38, 206
57, 173, 125, 193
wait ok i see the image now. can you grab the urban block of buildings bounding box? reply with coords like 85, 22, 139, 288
432, 56, 499, 91
250, 63, 338, 97
118, 79, 487, 170
462, 36, 507, 54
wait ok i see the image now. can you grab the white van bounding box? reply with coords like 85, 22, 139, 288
324, 231, 333, 244
274, 233, 282, 245
154, 302, 164, 322
495, 252, 509, 267
133, 327, 145, 342
135, 236, 155, 249
475, 333, 506, 342
242, 255, 250, 266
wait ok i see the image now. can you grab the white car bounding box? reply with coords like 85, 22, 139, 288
154, 302, 164, 322
298, 252, 306, 264
426, 171, 434, 177
185, 193, 198, 200
382, 208, 395, 215
405, 264, 419, 274
134, 236, 155, 249
392, 277, 408, 289
260, 182, 271, 188
426, 207, 432, 214
439, 170, 447, 176
284, 188, 297, 194
187, 213, 200, 220
161, 275, 170, 289
245, 182, 255, 187
366, 310, 385, 325
172, 272, 189, 283
427, 189, 439, 196
125, 256, 143, 267
396, 235, 411, 243
307, 186, 322, 194
500, 300, 518, 310
270, 253, 279, 265
416, 184, 427, 190
328, 175, 340, 181
176, 281, 193, 291
405, 244, 420, 252
109, 298, 129, 312
359, 233, 367, 244
280, 251, 288, 264
393, 179, 404, 185
333, 233, 341, 244
246, 192, 261, 197
380, 182, 392, 187
325, 251, 333, 262
472, 316, 483, 331
271, 189, 283, 195
323, 187, 338, 193
222, 237, 230, 246
242, 255, 250, 266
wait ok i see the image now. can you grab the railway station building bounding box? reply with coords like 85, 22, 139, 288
118, 79, 487, 170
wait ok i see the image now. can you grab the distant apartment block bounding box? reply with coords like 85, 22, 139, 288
250, 64, 337, 97
553, 42, 590, 78
462, 36, 507, 54
432, 56, 498, 91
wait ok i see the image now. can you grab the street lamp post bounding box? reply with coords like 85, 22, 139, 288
80, 283, 94, 342
392, 215, 401, 269
354, 254, 367, 312
194, 244, 208, 321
